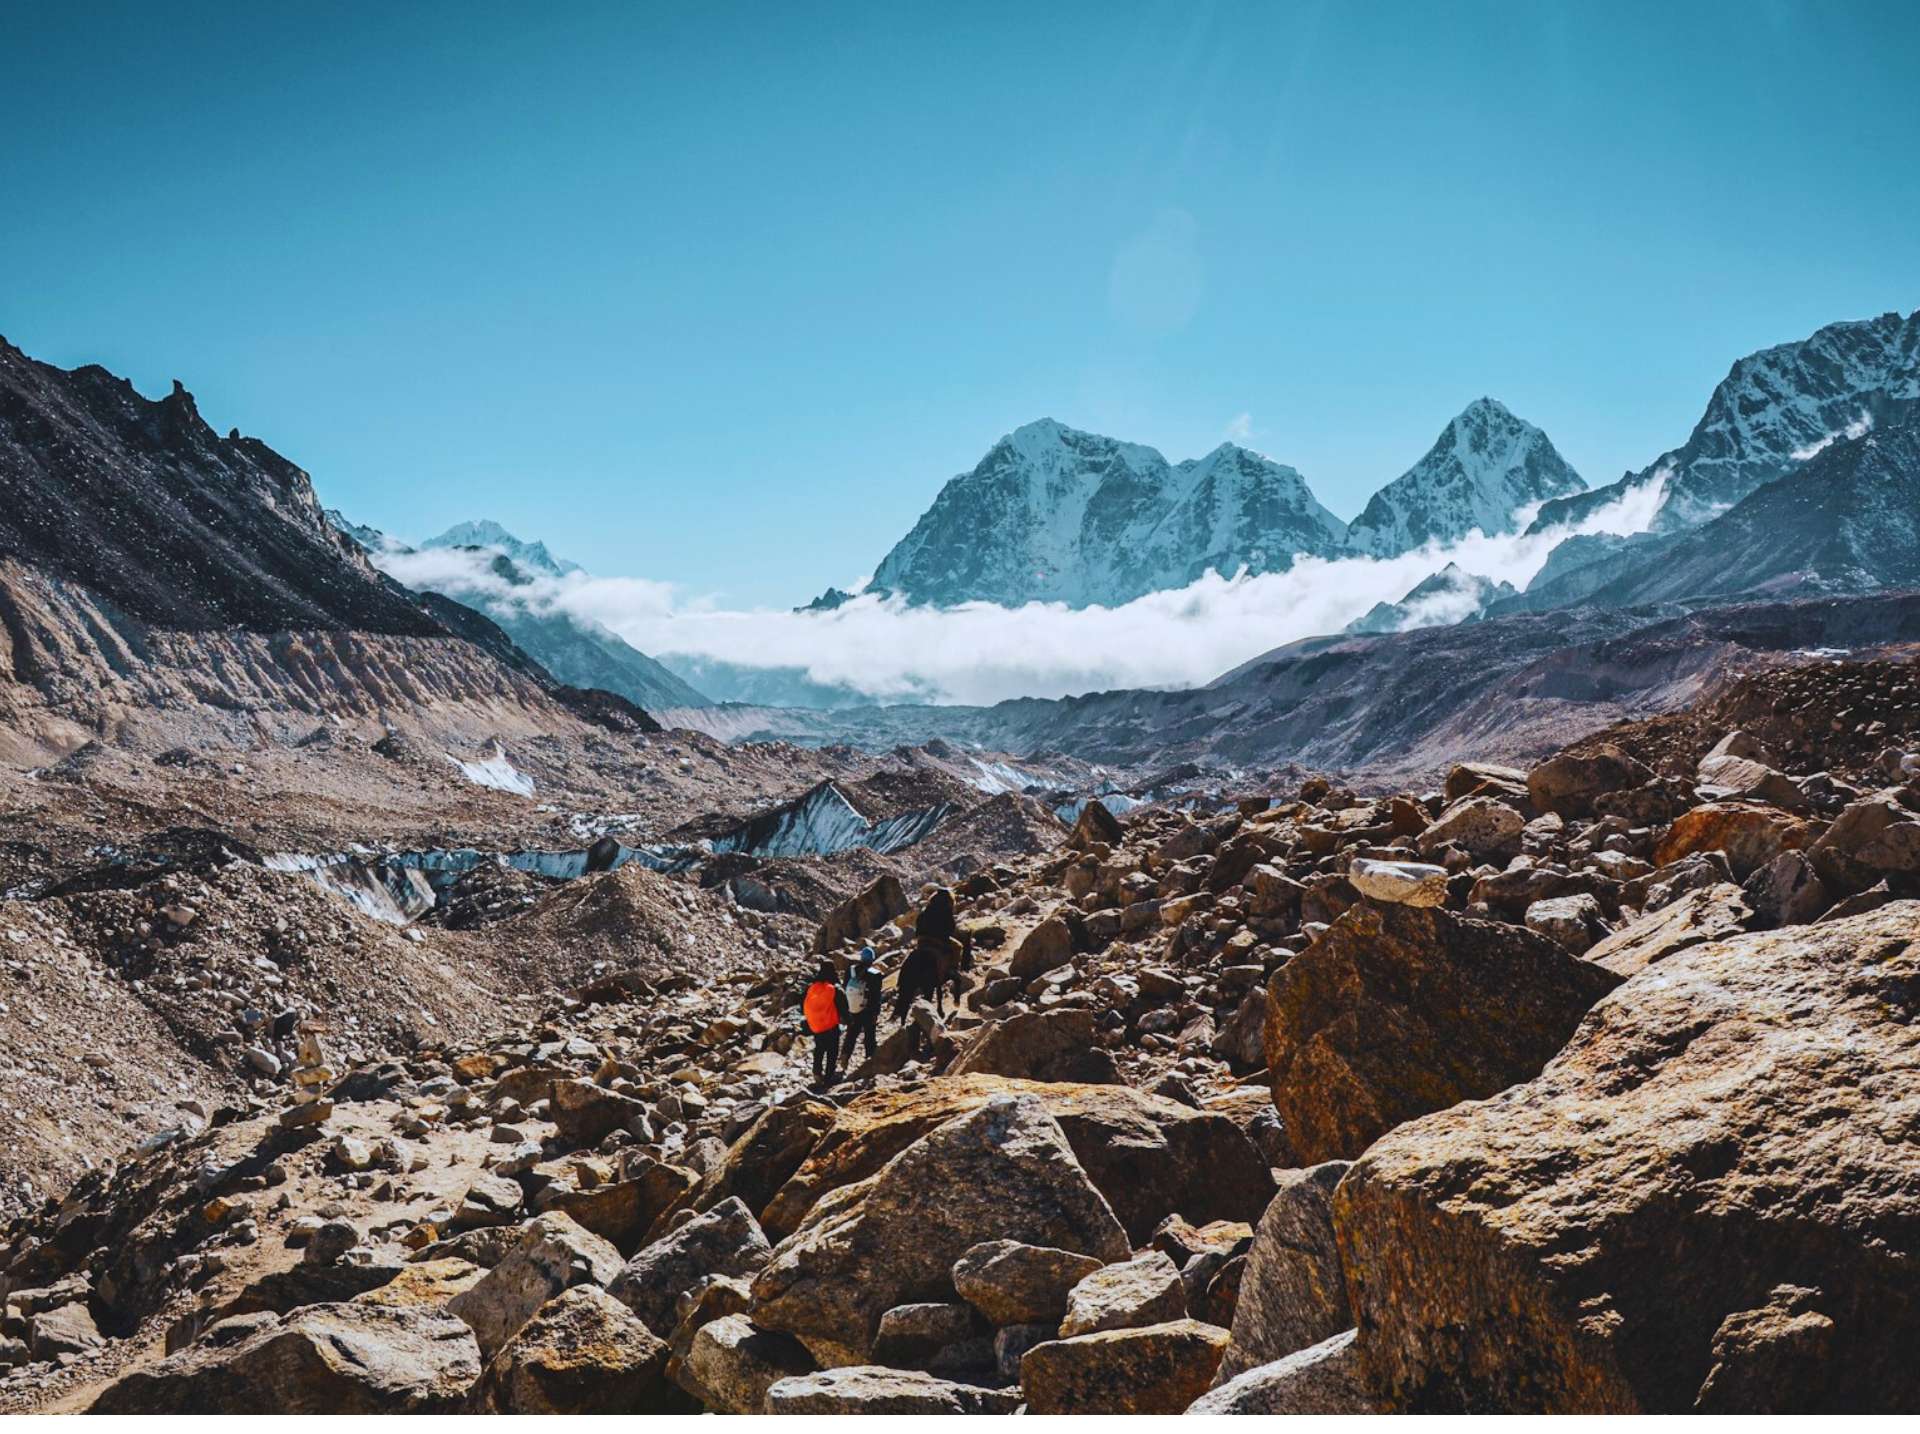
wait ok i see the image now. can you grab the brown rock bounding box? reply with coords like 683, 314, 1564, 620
677, 1313, 813, 1413
549, 1079, 651, 1150
1264, 902, 1623, 1162
813, 874, 909, 954
1068, 799, 1125, 851
1214, 1160, 1351, 1383
90, 1303, 481, 1414
1190, 1328, 1378, 1413
1582, 884, 1752, 978
1527, 744, 1654, 817
1653, 802, 1815, 879
749, 1094, 1130, 1365
1021, 1318, 1231, 1414
481, 1285, 675, 1414
611, 1196, 773, 1338
1009, 916, 1075, 978
446, 1212, 625, 1359
1060, 1252, 1187, 1336
549, 1159, 699, 1255
764, 1366, 1021, 1414
948, 1007, 1121, 1084
1417, 797, 1524, 860
1333, 903, 1920, 1412
651, 1095, 836, 1242
951, 1239, 1104, 1327
1807, 791, 1920, 893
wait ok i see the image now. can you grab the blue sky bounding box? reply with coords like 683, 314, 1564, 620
3, 1, 1916, 606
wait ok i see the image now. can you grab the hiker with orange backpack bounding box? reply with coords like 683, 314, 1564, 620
802, 959, 850, 1088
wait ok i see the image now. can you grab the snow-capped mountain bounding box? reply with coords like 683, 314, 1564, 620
1344, 398, 1585, 557
856, 418, 1348, 608
422, 519, 580, 578
1530, 309, 1920, 536
1345, 562, 1517, 634
327, 514, 710, 710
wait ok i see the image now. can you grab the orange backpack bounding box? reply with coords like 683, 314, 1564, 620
803, 980, 840, 1033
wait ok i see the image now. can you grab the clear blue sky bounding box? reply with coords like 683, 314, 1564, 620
3, 1, 1916, 606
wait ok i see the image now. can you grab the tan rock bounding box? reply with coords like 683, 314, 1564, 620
1582, 883, 1751, 977
446, 1212, 624, 1359
481, 1285, 675, 1414
1527, 744, 1653, 817
951, 1239, 1104, 1326
1653, 802, 1815, 879
1022, 1318, 1231, 1414
1060, 1251, 1186, 1337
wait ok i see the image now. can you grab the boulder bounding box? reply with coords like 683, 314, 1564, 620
947, 1008, 1121, 1084
1210, 985, 1268, 1072
1189, 1329, 1378, 1414
90, 1303, 481, 1414
1582, 884, 1751, 978
1009, 916, 1075, 979
446, 1212, 624, 1359
1444, 762, 1529, 805
764, 1367, 1021, 1414
481, 1285, 675, 1414
1417, 798, 1524, 860
1068, 799, 1125, 851
1695, 754, 1805, 809
611, 1196, 773, 1338
813, 873, 908, 954
870, 1301, 991, 1374
1060, 1252, 1187, 1337
1741, 851, 1830, 930
454, 1171, 524, 1230
1653, 802, 1816, 880
677, 1314, 814, 1414
1527, 744, 1654, 817
548, 1161, 698, 1254
760, 1074, 1273, 1247
749, 1094, 1131, 1366
1021, 1319, 1231, 1414
549, 1079, 651, 1150
1333, 903, 1920, 1412
1265, 902, 1622, 1163
1346, 857, 1448, 907
1214, 1161, 1351, 1383
1523, 893, 1608, 954
352, 1259, 487, 1310
28, 1302, 103, 1360
951, 1239, 1104, 1327
1807, 791, 1920, 893
657, 1095, 836, 1239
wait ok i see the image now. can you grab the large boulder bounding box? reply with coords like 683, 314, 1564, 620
546, 1160, 699, 1254
1582, 884, 1751, 978
1652, 802, 1816, 880
951, 1239, 1104, 1327
549, 1079, 652, 1149
480, 1285, 675, 1414
677, 1314, 814, 1414
1009, 916, 1075, 978
749, 1094, 1131, 1366
1806, 791, 1920, 893
765, 1367, 1021, 1414
813, 873, 908, 954
1068, 799, 1125, 851
1190, 1329, 1378, 1414
1695, 754, 1805, 809
1417, 798, 1524, 860
758, 1075, 1273, 1246
610, 1196, 773, 1338
446, 1211, 625, 1359
1214, 1160, 1351, 1383
1333, 903, 1920, 1412
1527, 744, 1654, 817
645, 1097, 834, 1241
1346, 857, 1448, 907
90, 1303, 481, 1414
1265, 903, 1623, 1162
947, 1008, 1121, 1084
1060, 1252, 1186, 1337
1021, 1319, 1231, 1414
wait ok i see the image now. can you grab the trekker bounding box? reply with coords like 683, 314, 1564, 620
842, 946, 882, 1065
802, 960, 848, 1086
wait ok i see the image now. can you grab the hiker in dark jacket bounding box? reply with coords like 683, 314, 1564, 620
802, 959, 849, 1086
894, 886, 963, 1024
842, 946, 882, 1064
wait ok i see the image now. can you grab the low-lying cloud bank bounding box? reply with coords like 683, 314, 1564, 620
374, 479, 1664, 708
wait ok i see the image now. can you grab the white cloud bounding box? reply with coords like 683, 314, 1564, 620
1224, 412, 1255, 442
373, 476, 1664, 710
1790, 409, 1873, 462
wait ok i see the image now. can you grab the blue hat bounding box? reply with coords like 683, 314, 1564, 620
857, 945, 876, 964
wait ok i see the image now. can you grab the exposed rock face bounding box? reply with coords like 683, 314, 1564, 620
446, 1211, 624, 1359
813, 874, 909, 954
749, 1094, 1131, 1366
1333, 904, 1920, 1413
1190, 1329, 1379, 1414
1652, 802, 1815, 879
950, 1240, 1105, 1327
90, 1303, 482, 1414
1215, 1161, 1352, 1383
1582, 884, 1751, 977
1346, 857, 1447, 907
1345, 399, 1585, 557
758, 1075, 1273, 1247
764, 1366, 1021, 1414
1068, 799, 1124, 850
947, 1008, 1122, 1085
480, 1285, 674, 1414
862, 418, 1348, 608
677, 1313, 814, 1414
1059, 1252, 1187, 1337
609, 1197, 773, 1339
1021, 1318, 1232, 1414
1807, 790, 1920, 893
1527, 745, 1654, 817
1008, 916, 1075, 978
1264, 902, 1623, 1162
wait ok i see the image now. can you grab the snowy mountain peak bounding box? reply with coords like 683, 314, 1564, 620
863, 420, 1346, 608
423, 520, 581, 577
1344, 400, 1585, 557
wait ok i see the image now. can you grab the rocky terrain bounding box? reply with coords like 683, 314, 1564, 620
2, 650, 1915, 1412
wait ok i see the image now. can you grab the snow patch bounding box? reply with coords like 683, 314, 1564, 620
448, 744, 535, 797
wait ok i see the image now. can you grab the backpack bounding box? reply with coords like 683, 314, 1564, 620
846, 968, 874, 1014
803, 980, 840, 1033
